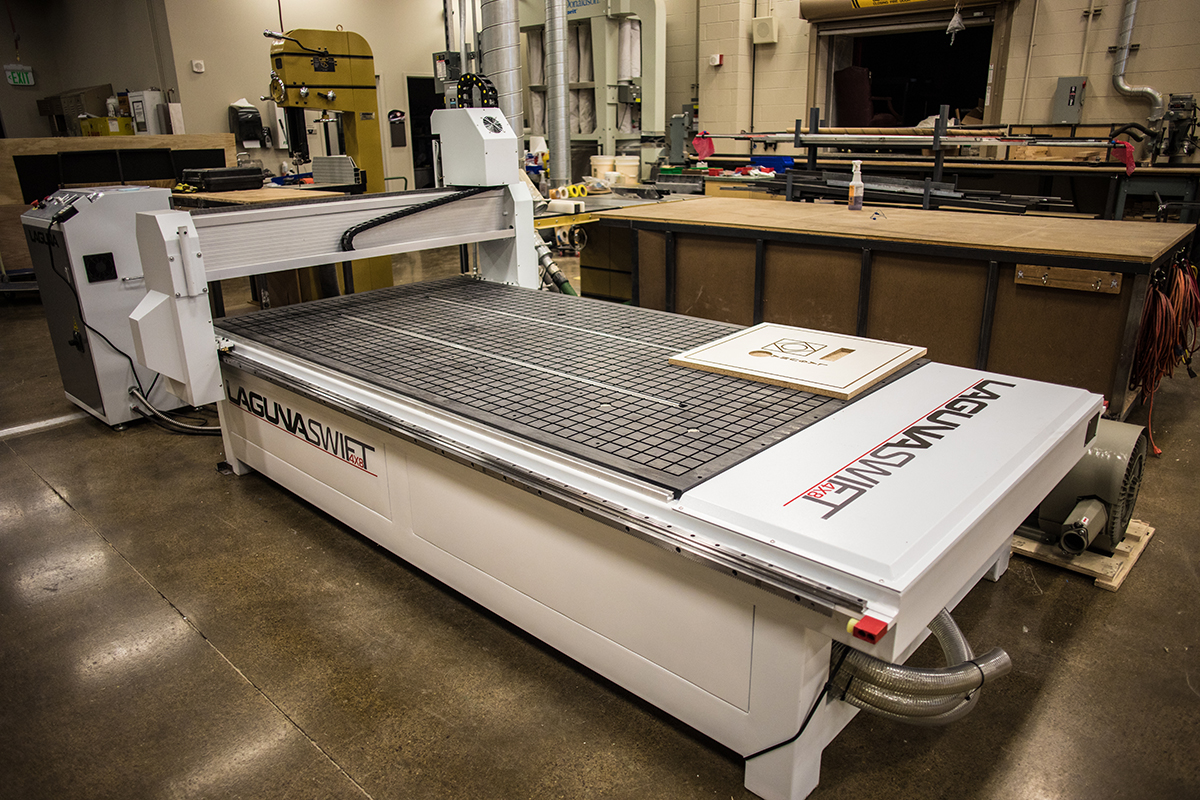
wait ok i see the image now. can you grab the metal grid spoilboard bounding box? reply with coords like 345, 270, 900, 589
216, 277, 847, 495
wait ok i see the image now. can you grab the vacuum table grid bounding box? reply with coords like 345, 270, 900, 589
216, 277, 845, 494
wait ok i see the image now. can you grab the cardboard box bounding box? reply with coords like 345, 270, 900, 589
80, 116, 135, 136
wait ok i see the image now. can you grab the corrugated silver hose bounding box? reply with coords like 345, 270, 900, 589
480, 0, 524, 136
830, 609, 1012, 726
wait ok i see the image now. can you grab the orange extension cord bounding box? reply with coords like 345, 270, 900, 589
1129, 255, 1200, 455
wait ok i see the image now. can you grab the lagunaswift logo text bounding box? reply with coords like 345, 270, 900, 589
227, 383, 376, 474
785, 379, 1016, 519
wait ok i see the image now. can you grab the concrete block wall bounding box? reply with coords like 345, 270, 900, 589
749, 1, 812, 133
697, 0, 756, 153
664, 0, 699, 120
1002, 0, 1200, 126
690, 0, 812, 154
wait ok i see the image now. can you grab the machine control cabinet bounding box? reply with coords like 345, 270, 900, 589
23, 186, 187, 426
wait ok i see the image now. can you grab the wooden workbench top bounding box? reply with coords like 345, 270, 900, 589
595, 197, 1195, 264
173, 187, 345, 205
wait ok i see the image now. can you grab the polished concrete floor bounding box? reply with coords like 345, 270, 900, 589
2, 274, 1198, 800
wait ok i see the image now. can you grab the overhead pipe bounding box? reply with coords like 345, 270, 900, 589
468, 0, 479, 72
458, 0, 469, 75
1079, 0, 1095, 75
442, 0, 455, 51
480, 0, 525, 136
1112, 0, 1165, 124
544, 0, 571, 187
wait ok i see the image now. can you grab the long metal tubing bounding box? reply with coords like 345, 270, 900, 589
458, 0, 468, 72
976, 260, 999, 370
665, 231, 677, 313
857, 248, 872, 336
544, 0, 571, 187
442, 0, 454, 51
753, 239, 766, 325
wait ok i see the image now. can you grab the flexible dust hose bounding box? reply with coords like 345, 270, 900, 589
837, 679, 968, 718
830, 609, 1012, 726
129, 387, 222, 436
534, 237, 578, 296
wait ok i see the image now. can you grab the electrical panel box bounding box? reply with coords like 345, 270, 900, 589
21, 187, 187, 426
1052, 76, 1087, 124
433, 51, 462, 94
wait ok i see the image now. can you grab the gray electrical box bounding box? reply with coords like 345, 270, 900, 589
1052, 76, 1088, 124
617, 83, 642, 105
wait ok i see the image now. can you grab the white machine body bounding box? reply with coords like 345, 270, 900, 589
431, 107, 520, 187
21, 186, 186, 425
129, 211, 223, 408
213, 332, 1100, 800
124, 110, 1103, 799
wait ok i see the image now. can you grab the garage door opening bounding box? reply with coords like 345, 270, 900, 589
812, 5, 1005, 128
854, 25, 993, 126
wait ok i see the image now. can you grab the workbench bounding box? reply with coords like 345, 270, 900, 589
596, 197, 1196, 417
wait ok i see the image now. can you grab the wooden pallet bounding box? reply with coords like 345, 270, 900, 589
1010, 519, 1155, 592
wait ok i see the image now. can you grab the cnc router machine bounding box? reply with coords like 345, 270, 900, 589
128, 109, 1104, 800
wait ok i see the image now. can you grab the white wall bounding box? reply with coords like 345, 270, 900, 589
663, 0, 699, 119
696, 0, 754, 152
749, 0, 810, 133
163, 0, 448, 188
690, 0, 811, 155
0, 0, 170, 139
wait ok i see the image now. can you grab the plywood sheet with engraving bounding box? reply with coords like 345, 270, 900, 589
669, 323, 926, 400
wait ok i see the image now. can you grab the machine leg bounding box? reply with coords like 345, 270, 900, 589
744, 638, 859, 800
744, 691, 858, 800
216, 401, 253, 476
984, 539, 1012, 583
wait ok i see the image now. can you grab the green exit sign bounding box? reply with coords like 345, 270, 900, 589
5, 64, 34, 86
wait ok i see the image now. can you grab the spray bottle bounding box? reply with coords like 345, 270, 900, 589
848, 160, 864, 211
